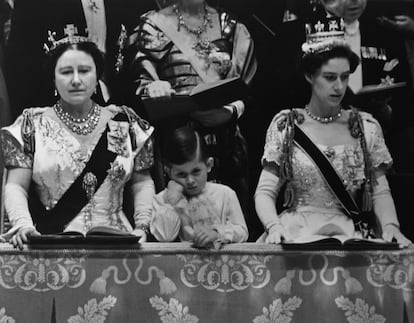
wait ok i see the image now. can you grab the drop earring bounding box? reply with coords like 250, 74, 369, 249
54, 89, 58, 97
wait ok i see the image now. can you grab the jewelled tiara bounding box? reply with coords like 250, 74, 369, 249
43, 24, 91, 53
302, 17, 347, 55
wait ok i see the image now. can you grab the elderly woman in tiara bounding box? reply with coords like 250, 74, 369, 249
124, 0, 256, 215
254, 16, 411, 246
1, 26, 155, 249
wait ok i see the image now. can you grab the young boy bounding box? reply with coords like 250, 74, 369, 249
150, 127, 248, 248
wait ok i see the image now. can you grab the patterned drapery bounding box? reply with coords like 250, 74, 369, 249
0, 243, 413, 322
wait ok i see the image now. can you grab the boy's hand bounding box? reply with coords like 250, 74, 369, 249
166, 180, 184, 205
192, 227, 219, 248
132, 228, 147, 242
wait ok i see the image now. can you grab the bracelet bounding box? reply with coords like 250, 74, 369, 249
135, 223, 150, 234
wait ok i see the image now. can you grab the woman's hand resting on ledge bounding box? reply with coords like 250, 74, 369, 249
11, 227, 40, 250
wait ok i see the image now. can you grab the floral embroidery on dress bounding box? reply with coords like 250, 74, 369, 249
107, 161, 126, 184
208, 49, 232, 78
367, 123, 392, 169
0, 130, 33, 168
38, 116, 89, 175
134, 137, 154, 171
149, 296, 199, 323
107, 120, 130, 157
335, 296, 386, 323
67, 295, 117, 323
262, 111, 288, 167
252, 297, 302, 323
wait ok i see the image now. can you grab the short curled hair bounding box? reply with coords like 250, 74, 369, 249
300, 44, 360, 77
163, 126, 210, 166
45, 41, 105, 87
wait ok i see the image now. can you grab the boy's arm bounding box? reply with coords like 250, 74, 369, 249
212, 188, 248, 243
150, 192, 182, 242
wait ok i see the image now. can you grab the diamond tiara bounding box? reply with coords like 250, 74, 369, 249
43, 24, 91, 53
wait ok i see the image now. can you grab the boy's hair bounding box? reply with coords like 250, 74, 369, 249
163, 127, 209, 166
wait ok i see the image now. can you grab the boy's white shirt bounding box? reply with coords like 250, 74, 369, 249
150, 182, 248, 243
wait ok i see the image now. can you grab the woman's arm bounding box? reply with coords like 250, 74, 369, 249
130, 169, 155, 242
255, 167, 285, 244
372, 170, 412, 247
4, 167, 40, 249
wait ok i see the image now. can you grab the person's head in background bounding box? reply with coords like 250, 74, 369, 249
321, 0, 367, 24
163, 126, 213, 197
300, 40, 360, 110
45, 40, 104, 108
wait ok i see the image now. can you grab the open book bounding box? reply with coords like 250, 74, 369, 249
281, 234, 400, 250
355, 81, 407, 96
27, 226, 140, 245
142, 77, 248, 121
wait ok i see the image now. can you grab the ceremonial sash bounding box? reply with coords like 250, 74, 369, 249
31, 113, 128, 234
293, 124, 362, 221
148, 11, 221, 84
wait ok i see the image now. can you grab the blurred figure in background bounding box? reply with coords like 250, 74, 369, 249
0, 0, 12, 126
322, 0, 414, 173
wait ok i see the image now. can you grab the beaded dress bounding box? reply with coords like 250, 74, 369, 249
261, 109, 393, 241
1, 105, 154, 234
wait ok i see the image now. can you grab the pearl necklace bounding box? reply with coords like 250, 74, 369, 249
305, 105, 342, 124
54, 102, 101, 135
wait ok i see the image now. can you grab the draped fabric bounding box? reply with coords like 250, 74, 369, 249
0, 243, 412, 322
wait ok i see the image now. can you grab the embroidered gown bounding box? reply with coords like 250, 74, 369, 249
1, 104, 154, 235
260, 109, 395, 241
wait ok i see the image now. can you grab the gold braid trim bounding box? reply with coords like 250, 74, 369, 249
348, 107, 377, 212
278, 109, 304, 208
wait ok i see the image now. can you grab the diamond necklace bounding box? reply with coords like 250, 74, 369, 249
54, 102, 101, 135
305, 105, 342, 123
173, 4, 214, 63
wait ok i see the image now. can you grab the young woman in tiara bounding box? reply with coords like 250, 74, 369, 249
254, 34, 411, 246
1, 29, 155, 248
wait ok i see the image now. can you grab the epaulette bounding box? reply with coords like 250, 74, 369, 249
120, 106, 151, 151
120, 106, 150, 131
274, 109, 290, 131
21, 108, 35, 156
137, 14, 171, 50
274, 108, 304, 131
